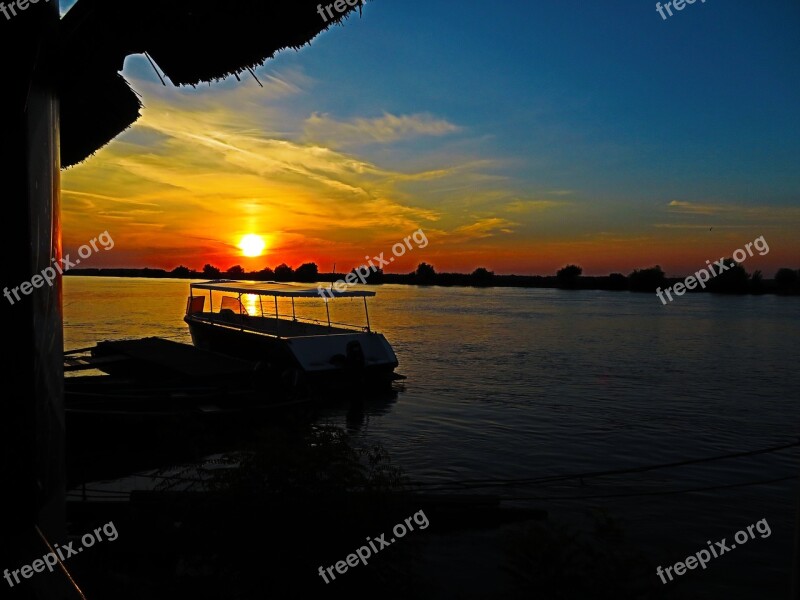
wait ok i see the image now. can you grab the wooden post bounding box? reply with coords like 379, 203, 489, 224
326, 298, 332, 331
274, 296, 279, 335
0, 1, 68, 597
792, 476, 800, 599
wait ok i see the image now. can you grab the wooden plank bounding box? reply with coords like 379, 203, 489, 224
64, 355, 127, 372
93, 337, 255, 378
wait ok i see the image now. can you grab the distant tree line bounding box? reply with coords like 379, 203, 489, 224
554, 263, 800, 295
191, 262, 321, 282
67, 261, 800, 295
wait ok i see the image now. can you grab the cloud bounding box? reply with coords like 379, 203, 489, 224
451, 217, 518, 241
667, 200, 721, 215
304, 112, 460, 146
666, 200, 800, 222
504, 199, 565, 213
654, 223, 751, 229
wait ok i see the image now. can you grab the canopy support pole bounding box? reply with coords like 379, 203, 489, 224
275, 296, 280, 336
326, 300, 331, 332
363, 297, 371, 332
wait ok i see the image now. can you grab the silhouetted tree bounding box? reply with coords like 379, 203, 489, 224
274, 263, 294, 281
707, 259, 749, 294
628, 266, 666, 292
556, 264, 582, 289
608, 273, 628, 290
775, 268, 800, 294
367, 267, 385, 284
471, 267, 495, 286
415, 262, 436, 284
227, 265, 245, 276
348, 265, 378, 284
258, 267, 275, 281
171, 265, 191, 278
295, 262, 319, 282
202, 264, 221, 278
750, 270, 764, 294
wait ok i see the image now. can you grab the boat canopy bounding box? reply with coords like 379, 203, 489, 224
189, 280, 376, 298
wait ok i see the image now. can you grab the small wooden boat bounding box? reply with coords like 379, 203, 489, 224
63, 339, 314, 485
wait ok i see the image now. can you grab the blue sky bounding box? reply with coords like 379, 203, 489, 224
61, 0, 800, 274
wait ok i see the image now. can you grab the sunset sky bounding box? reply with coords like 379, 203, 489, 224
60, 0, 800, 276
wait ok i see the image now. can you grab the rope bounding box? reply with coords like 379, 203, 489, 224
143, 52, 166, 86
503, 474, 798, 502
65, 441, 800, 504
410, 439, 800, 492
35, 526, 88, 600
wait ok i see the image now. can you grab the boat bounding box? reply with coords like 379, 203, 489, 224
63, 336, 316, 485
183, 280, 400, 389
64, 336, 312, 427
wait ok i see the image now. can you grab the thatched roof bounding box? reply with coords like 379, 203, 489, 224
59, 0, 368, 167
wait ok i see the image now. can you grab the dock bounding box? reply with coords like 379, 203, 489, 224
65, 336, 257, 380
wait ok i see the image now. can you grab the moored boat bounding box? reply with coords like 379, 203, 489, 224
184, 280, 400, 389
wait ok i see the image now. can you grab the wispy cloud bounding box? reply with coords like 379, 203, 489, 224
504, 199, 565, 213
304, 112, 460, 146
666, 200, 800, 222
667, 200, 722, 216
451, 217, 518, 241
654, 223, 751, 229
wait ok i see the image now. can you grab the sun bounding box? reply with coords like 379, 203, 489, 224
238, 234, 266, 257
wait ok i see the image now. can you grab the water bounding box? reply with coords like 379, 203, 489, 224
64, 276, 800, 597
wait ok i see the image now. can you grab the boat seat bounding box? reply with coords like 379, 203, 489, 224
218, 308, 240, 322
